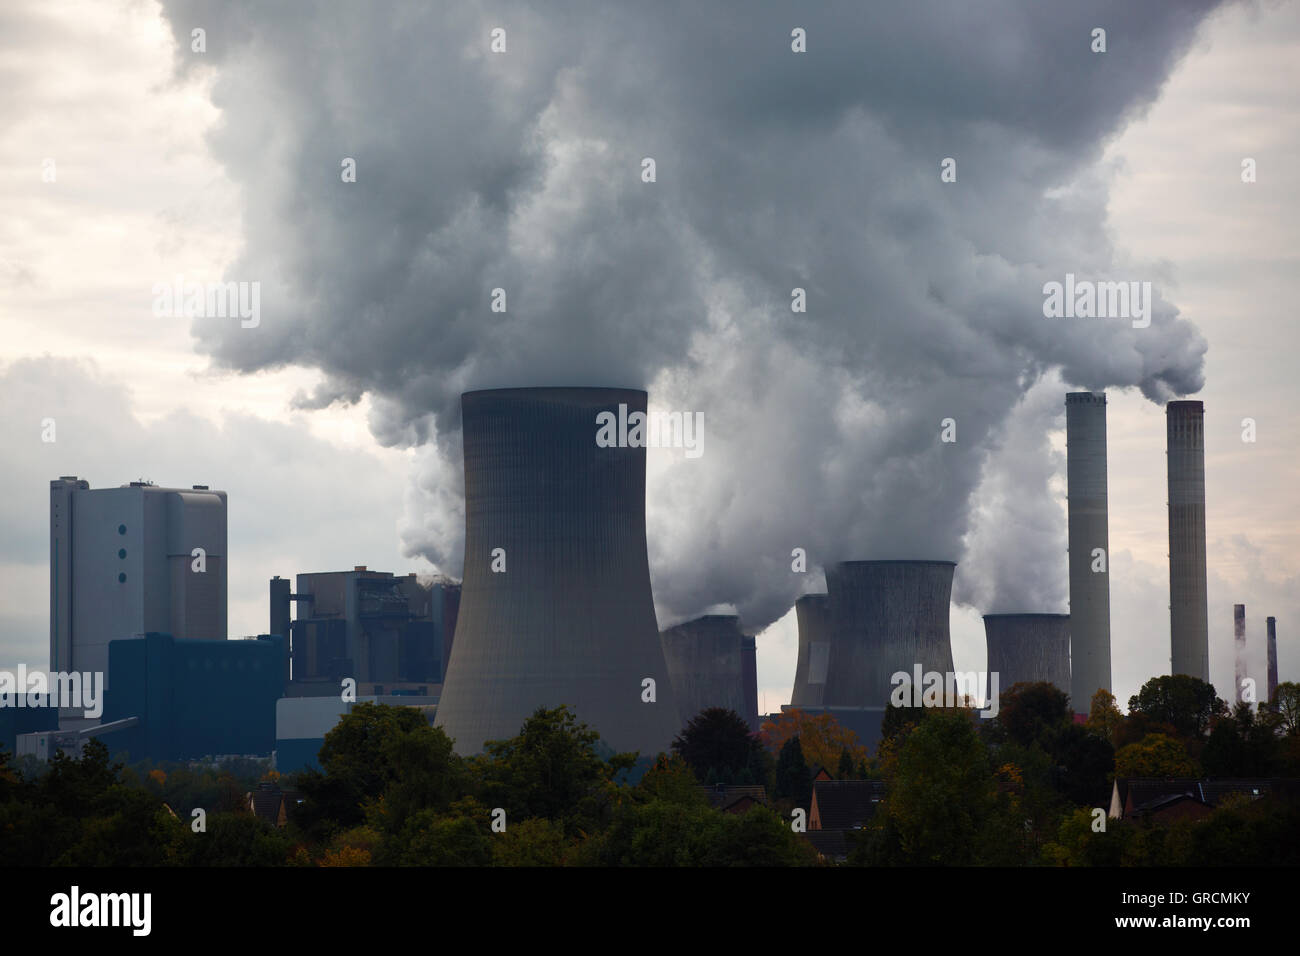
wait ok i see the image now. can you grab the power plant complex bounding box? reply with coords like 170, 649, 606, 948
25, 385, 1288, 769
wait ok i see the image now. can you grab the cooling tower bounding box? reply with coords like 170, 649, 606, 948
822, 560, 956, 709
741, 635, 758, 731
1234, 604, 1247, 705
791, 594, 831, 707
660, 614, 747, 728
433, 387, 682, 756
1066, 392, 1112, 710
1167, 400, 1209, 681
983, 614, 1071, 703
1267, 617, 1279, 704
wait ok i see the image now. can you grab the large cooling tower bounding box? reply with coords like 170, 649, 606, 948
983, 614, 1071, 701
660, 614, 747, 728
1066, 392, 1112, 710
791, 594, 831, 707
1168, 401, 1209, 681
823, 560, 956, 709
434, 387, 682, 756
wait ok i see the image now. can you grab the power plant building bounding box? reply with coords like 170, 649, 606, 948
434, 387, 683, 756
271, 568, 458, 696
1066, 392, 1112, 710
982, 613, 1071, 701
1167, 401, 1210, 682
785, 561, 956, 751
50, 477, 227, 679
790, 594, 830, 708
660, 614, 748, 728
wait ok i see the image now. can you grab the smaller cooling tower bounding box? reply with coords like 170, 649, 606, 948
791, 594, 831, 708
660, 614, 747, 730
982, 614, 1071, 705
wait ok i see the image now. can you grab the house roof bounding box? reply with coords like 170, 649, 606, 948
811, 780, 886, 830
698, 785, 768, 810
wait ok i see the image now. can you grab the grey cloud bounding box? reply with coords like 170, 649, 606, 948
157, 0, 1220, 629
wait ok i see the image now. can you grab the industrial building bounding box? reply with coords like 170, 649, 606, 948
1167, 401, 1210, 681
434, 387, 683, 756
98, 632, 285, 763
790, 593, 830, 708
1234, 604, 1247, 705
50, 477, 227, 679
1066, 392, 1112, 710
741, 635, 759, 732
785, 560, 957, 751
660, 614, 750, 730
270, 568, 458, 697
982, 613, 1071, 701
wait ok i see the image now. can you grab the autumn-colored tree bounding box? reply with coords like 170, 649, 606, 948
319, 845, 371, 867
1086, 689, 1124, 745
1114, 733, 1199, 778
147, 768, 168, 788
759, 709, 868, 770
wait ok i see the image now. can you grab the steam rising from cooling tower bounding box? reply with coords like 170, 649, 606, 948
434, 388, 682, 755
983, 614, 1071, 702
1066, 392, 1112, 711
160, 2, 1216, 636
1168, 401, 1210, 681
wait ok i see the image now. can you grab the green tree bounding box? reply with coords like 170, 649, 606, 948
773, 736, 812, 808
837, 748, 855, 779
1128, 675, 1225, 740
672, 707, 765, 785
1201, 702, 1282, 777
1114, 733, 1198, 778
994, 681, 1072, 749
1085, 689, 1124, 745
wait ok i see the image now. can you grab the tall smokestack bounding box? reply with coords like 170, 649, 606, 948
790, 593, 830, 708
434, 387, 682, 755
1167, 400, 1209, 681
1267, 617, 1279, 704
1066, 392, 1112, 711
1234, 604, 1246, 705
982, 613, 1071, 703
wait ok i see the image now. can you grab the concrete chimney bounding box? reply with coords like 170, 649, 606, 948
1267, 616, 1279, 704
1066, 392, 1112, 711
1167, 401, 1209, 681
1234, 603, 1246, 705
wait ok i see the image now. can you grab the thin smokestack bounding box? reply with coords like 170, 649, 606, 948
1066, 392, 1111, 711
1167, 400, 1209, 681
1234, 604, 1246, 705
1267, 616, 1279, 704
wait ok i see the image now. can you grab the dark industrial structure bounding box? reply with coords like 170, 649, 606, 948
1168, 400, 1210, 681
434, 387, 682, 756
790, 593, 830, 708
1268, 616, 1279, 703
982, 613, 1071, 701
785, 560, 957, 751
1066, 392, 1112, 710
271, 568, 458, 697
660, 614, 749, 730
100, 632, 284, 762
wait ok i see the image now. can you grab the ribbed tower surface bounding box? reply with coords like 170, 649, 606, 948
983, 613, 1071, 702
823, 560, 956, 709
660, 614, 747, 728
791, 594, 830, 707
434, 387, 682, 756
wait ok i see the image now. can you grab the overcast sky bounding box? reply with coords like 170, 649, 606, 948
2, 0, 1296, 717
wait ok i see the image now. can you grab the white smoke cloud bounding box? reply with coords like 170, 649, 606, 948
157, 0, 1217, 630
